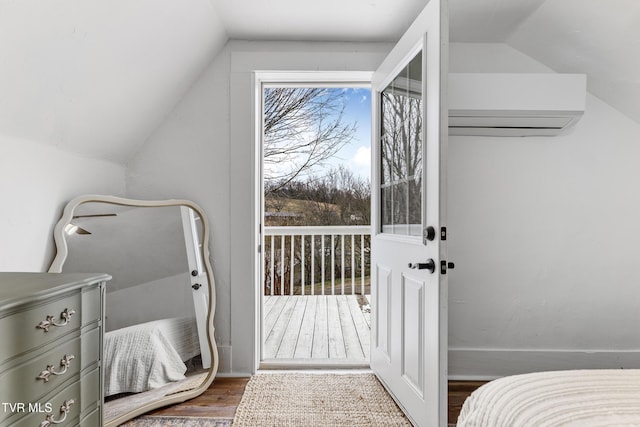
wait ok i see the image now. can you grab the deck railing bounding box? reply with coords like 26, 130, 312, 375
263, 225, 371, 296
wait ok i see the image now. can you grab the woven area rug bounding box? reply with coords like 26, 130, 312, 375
233, 373, 411, 426
121, 415, 232, 427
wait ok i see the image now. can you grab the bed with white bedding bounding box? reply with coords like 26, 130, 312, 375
104, 317, 200, 396
457, 369, 640, 427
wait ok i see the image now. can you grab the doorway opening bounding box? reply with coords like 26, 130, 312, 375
257, 74, 372, 368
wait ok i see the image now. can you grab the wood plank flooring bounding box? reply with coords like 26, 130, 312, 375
263, 295, 370, 365
448, 381, 487, 425
142, 377, 485, 425
145, 377, 249, 419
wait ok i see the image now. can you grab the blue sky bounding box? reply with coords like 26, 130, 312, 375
263, 86, 372, 183
319, 87, 372, 181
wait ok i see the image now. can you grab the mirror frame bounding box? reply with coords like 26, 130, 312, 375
49, 194, 218, 427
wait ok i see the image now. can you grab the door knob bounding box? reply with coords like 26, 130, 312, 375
424, 226, 436, 242
408, 259, 435, 274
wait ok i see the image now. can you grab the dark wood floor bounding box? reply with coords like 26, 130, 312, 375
448, 381, 486, 425
145, 377, 249, 419
141, 377, 486, 425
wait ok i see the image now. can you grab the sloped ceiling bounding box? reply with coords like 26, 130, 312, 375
1, 0, 638, 165
451, 0, 640, 124
506, 0, 640, 125
0, 0, 227, 164
449, 0, 547, 42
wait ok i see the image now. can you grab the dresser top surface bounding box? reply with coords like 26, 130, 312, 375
0, 272, 111, 311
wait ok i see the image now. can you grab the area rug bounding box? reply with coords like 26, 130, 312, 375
233, 373, 411, 426
121, 415, 232, 427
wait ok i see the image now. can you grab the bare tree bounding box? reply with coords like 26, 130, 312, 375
380, 89, 423, 226
265, 165, 370, 226
263, 88, 357, 191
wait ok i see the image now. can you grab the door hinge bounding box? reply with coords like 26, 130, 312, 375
258, 244, 262, 253
440, 226, 447, 241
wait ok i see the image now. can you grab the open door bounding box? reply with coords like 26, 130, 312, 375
370, 1, 448, 426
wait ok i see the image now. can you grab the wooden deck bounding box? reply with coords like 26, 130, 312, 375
263, 295, 371, 366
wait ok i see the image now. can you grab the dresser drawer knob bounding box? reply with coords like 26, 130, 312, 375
36, 354, 75, 383
39, 399, 74, 426
36, 308, 76, 332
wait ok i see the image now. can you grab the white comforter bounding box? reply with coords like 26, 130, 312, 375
104, 317, 199, 396
458, 369, 640, 427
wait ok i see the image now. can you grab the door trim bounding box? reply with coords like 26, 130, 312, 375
253, 71, 373, 369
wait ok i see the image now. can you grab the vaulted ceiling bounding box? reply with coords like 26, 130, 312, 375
1, 0, 638, 164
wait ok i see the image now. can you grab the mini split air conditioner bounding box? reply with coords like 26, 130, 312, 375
448, 73, 587, 137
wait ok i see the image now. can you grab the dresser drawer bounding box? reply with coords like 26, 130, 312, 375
0, 327, 100, 423
7, 367, 100, 427
0, 287, 101, 364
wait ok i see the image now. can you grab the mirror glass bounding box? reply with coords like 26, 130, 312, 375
49, 196, 217, 426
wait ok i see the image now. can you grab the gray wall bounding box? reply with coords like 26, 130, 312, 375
0, 135, 125, 272
448, 43, 640, 378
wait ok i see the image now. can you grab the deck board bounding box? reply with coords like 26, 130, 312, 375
264, 296, 297, 359
263, 295, 369, 365
336, 295, 364, 359
294, 296, 316, 358
327, 295, 346, 358
264, 295, 288, 339
312, 295, 329, 358
276, 296, 307, 358
263, 294, 277, 316
347, 295, 371, 357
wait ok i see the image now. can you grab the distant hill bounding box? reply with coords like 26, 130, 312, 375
265, 198, 339, 214
264, 197, 342, 226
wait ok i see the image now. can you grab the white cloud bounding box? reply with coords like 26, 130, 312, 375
353, 146, 371, 167
349, 146, 371, 180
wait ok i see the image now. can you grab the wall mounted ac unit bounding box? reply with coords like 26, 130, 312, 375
448, 73, 587, 136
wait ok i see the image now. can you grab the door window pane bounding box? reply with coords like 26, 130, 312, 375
380, 51, 423, 236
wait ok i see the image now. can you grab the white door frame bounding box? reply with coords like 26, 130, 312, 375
253, 71, 373, 368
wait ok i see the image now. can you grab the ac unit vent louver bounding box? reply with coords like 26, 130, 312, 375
448, 73, 587, 137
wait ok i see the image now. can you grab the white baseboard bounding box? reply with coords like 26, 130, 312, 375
448, 348, 640, 380
216, 345, 232, 374
215, 372, 253, 378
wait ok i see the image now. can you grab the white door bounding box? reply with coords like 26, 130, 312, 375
181, 206, 212, 369
370, 1, 448, 426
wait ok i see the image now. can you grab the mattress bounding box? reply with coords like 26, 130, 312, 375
146, 316, 201, 362
457, 369, 640, 427
104, 317, 201, 396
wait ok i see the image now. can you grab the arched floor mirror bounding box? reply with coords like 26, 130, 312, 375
49, 195, 218, 426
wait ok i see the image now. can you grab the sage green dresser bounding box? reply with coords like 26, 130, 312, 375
0, 273, 110, 427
